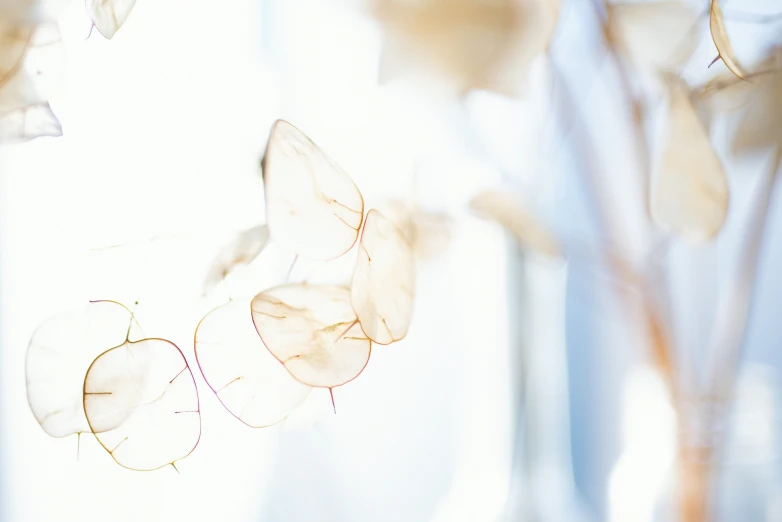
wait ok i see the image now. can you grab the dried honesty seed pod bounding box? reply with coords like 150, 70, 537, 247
606, 1, 698, 71
85, 0, 138, 39
0, 21, 61, 143
251, 284, 371, 388
202, 224, 270, 295
652, 80, 728, 243
84, 337, 201, 471
709, 0, 746, 80
26, 300, 143, 438
351, 209, 415, 345
262, 119, 364, 261
470, 190, 561, 257
194, 298, 311, 428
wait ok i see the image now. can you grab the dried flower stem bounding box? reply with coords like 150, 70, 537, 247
553, 6, 779, 521
676, 149, 781, 522
678, 443, 713, 522
550, 59, 676, 393
586, 0, 655, 220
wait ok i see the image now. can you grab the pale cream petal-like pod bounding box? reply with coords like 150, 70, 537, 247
84, 337, 201, 471
262, 120, 364, 261
607, 1, 698, 70
251, 284, 371, 388
194, 298, 311, 428
351, 209, 415, 345
26, 300, 143, 438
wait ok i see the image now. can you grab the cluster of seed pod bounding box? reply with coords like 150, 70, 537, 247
197, 119, 417, 424
26, 119, 417, 471
26, 299, 201, 471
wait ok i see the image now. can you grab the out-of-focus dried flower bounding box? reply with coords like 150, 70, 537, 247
376, 199, 453, 260
698, 49, 782, 156
730, 52, 782, 156
606, 1, 699, 71
652, 79, 728, 242
0, 65, 61, 142
202, 224, 270, 295
470, 190, 561, 256
374, 0, 559, 96
0, 16, 33, 87
0, 6, 62, 144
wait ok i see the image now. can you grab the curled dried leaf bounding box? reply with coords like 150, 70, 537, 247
652, 80, 728, 242
85, 0, 138, 39
194, 298, 311, 428
26, 300, 143, 438
351, 209, 415, 345
251, 284, 371, 388
709, 0, 747, 80
470, 190, 560, 256
84, 337, 201, 471
203, 225, 270, 295
262, 120, 364, 260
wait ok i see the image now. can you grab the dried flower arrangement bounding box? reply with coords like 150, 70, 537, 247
11, 0, 782, 520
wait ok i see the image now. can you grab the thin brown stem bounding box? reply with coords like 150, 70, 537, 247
550, 59, 676, 393
678, 442, 713, 522
588, 0, 655, 222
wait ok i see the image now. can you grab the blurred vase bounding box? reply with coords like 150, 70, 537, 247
501, 250, 590, 522
609, 363, 782, 522
712, 364, 782, 522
